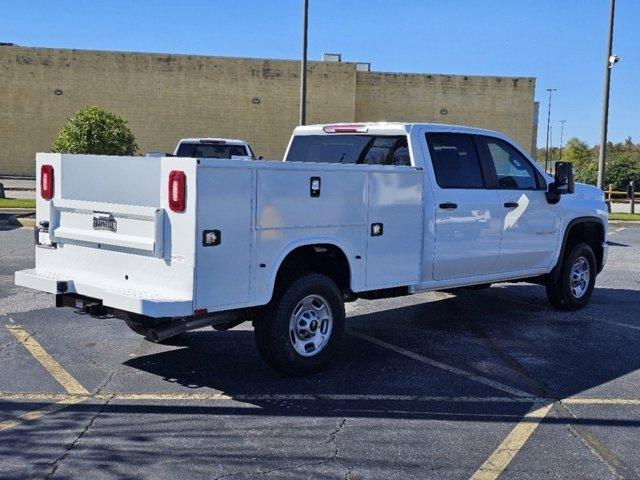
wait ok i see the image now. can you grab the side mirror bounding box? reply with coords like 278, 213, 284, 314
545, 162, 574, 204
553, 162, 575, 194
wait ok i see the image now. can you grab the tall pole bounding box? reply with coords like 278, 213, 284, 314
299, 0, 309, 126
559, 120, 567, 159
544, 88, 557, 172
597, 0, 617, 189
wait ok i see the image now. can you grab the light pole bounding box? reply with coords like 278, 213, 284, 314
544, 88, 557, 173
559, 120, 567, 159
299, 0, 309, 126
597, 0, 619, 189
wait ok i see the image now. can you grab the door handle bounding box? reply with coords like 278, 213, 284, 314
439, 202, 458, 210
504, 202, 519, 208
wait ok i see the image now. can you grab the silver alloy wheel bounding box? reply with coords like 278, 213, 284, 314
570, 256, 590, 299
289, 294, 333, 357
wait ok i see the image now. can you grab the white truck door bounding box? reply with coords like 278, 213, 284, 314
476, 135, 561, 272
365, 169, 423, 289
423, 132, 503, 280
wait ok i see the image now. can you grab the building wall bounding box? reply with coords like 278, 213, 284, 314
355, 72, 536, 152
0, 45, 536, 176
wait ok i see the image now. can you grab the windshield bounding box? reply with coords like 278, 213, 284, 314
176, 143, 249, 159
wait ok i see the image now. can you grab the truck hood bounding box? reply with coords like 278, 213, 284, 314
573, 182, 605, 201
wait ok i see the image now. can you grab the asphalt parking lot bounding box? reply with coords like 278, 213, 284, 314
1, 224, 639, 479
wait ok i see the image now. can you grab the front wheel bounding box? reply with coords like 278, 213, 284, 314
545, 242, 596, 311
254, 273, 345, 376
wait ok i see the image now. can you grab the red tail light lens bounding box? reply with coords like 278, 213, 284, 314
168, 170, 186, 212
41, 165, 54, 200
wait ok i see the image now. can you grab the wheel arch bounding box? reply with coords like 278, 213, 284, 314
552, 216, 606, 281
266, 239, 356, 304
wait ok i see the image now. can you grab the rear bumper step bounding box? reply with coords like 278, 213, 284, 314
15, 269, 192, 317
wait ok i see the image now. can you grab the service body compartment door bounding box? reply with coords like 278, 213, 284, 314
195, 167, 253, 310
366, 170, 423, 288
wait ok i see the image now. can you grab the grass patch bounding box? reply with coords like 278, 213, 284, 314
609, 212, 640, 221
0, 198, 36, 208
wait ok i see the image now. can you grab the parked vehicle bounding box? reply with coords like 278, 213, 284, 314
16, 123, 608, 375
174, 138, 255, 159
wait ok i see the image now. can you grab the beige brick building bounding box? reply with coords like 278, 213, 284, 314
0, 45, 537, 176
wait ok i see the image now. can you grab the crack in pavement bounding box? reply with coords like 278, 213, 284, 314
212, 417, 351, 479
458, 292, 639, 479
43, 337, 151, 479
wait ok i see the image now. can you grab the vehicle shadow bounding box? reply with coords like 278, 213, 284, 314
117, 284, 640, 423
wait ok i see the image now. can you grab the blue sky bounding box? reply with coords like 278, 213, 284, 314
2, 0, 637, 147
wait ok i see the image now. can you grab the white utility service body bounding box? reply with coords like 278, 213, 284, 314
16, 122, 608, 374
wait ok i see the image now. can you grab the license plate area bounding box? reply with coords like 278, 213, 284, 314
93, 215, 117, 232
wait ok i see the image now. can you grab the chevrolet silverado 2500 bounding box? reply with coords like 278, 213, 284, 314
15, 123, 608, 375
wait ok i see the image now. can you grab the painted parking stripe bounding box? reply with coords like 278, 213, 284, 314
563, 398, 640, 406
350, 331, 533, 398
2, 392, 639, 405
469, 402, 553, 480
7, 325, 89, 395
0, 396, 86, 432
0, 392, 543, 403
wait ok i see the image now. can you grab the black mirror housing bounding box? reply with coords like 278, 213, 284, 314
545, 162, 574, 204
553, 162, 575, 194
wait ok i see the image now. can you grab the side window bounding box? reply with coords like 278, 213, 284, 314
481, 137, 539, 189
425, 133, 485, 188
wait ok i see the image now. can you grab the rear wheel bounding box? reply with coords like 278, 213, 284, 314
545, 242, 596, 311
254, 273, 345, 376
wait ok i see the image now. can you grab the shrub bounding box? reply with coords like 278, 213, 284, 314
52, 106, 138, 156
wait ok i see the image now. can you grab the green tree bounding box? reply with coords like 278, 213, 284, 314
52, 106, 138, 155
562, 137, 593, 166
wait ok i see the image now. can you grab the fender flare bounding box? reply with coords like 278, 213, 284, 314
266, 236, 357, 302
551, 216, 606, 281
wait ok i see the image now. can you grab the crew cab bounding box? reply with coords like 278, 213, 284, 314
15, 123, 608, 375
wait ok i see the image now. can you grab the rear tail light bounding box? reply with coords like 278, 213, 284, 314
41, 165, 54, 200
168, 170, 186, 212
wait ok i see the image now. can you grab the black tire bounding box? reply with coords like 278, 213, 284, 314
254, 273, 345, 376
545, 242, 596, 311
124, 319, 150, 337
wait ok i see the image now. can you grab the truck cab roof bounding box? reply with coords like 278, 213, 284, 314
293, 122, 508, 139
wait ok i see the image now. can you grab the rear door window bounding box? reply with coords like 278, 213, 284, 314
425, 133, 485, 188
285, 135, 410, 165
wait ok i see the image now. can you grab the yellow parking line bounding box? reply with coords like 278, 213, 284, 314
0, 391, 545, 403
2, 391, 640, 405
0, 396, 86, 432
563, 398, 640, 406
350, 331, 532, 398
7, 325, 89, 395
469, 402, 553, 480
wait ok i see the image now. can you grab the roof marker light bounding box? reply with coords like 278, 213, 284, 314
323, 124, 369, 134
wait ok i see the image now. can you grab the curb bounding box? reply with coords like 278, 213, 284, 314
608, 220, 640, 227
8, 215, 36, 228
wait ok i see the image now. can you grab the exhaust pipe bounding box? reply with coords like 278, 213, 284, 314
148, 311, 245, 342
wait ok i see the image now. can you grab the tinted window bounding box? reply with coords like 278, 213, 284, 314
176, 143, 248, 159
481, 137, 538, 189
285, 135, 410, 165
426, 133, 484, 188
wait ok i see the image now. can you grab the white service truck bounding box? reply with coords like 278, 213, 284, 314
15, 123, 608, 375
